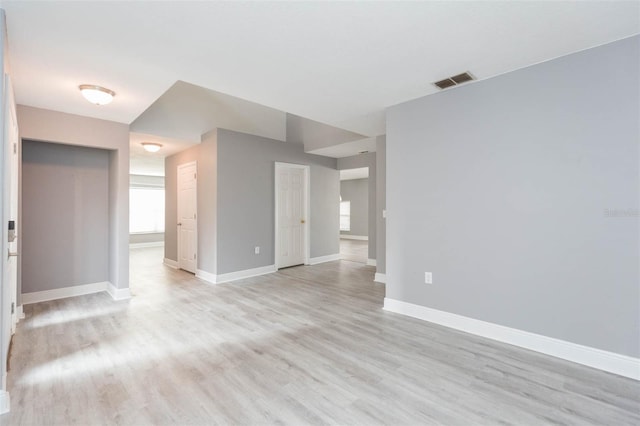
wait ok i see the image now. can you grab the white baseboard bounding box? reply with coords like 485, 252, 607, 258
163, 258, 179, 269
383, 298, 640, 380
130, 241, 164, 249
340, 235, 368, 241
22, 281, 110, 304
22, 281, 131, 304
195, 268, 217, 284
197, 264, 277, 285
384, 298, 640, 380
107, 283, 132, 301
308, 253, 341, 265
374, 273, 386, 283
0, 390, 9, 414
367, 259, 377, 266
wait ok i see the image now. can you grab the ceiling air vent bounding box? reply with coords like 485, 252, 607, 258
433, 71, 475, 90
434, 78, 456, 90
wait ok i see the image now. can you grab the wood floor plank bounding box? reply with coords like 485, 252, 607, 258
1, 246, 638, 425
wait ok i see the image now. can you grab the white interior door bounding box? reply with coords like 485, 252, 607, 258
177, 162, 197, 273
276, 163, 308, 268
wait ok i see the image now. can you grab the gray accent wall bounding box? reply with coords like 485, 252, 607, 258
376, 135, 386, 274
386, 36, 639, 357
17, 106, 130, 293
340, 178, 368, 237
22, 141, 110, 292
338, 153, 376, 260
165, 128, 338, 276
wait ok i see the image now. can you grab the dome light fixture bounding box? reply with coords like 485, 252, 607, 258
79, 84, 115, 105
141, 142, 162, 153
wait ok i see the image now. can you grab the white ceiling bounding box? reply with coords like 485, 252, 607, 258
2, 1, 638, 152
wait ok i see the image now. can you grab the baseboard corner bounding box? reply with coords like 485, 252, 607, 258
107, 283, 131, 301
163, 258, 179, 269
196, 269, 218, 285
374, 272, 386, 283
308, 253, 341, 265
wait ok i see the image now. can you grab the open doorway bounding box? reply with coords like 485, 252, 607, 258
339, 167, 369, 264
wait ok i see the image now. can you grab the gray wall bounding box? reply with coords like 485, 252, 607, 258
22, 140, 110, 292
376, 135, 386, 274
338, 153, 376, 260
165, 128, 338, 275
340, 178, 368, 237
18, 106, 130, 293
216, 128, 338, 274
386, 36, 639, 357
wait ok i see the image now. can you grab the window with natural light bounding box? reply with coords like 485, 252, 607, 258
340, 200, 351, 231
130, 187, 165, 233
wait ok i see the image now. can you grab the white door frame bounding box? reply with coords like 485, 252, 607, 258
4, 76, 17, 333
0, 70, 14, 413
274, 162, 310, 268
177, 161, 197, 272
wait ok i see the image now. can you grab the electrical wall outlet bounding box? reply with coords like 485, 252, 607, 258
254, 246, 260, 255
425, 272, 433, 284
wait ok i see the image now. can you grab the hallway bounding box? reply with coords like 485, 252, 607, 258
339, 238, 368, 264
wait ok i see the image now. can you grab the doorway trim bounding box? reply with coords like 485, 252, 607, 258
274, 162, 310, 269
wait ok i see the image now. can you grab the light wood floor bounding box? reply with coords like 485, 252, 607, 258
2, 247, 639, 425
340, 238, 368, 264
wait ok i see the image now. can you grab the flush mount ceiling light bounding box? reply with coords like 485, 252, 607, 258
141, 142, 162, 153
79, 84, 115, 105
